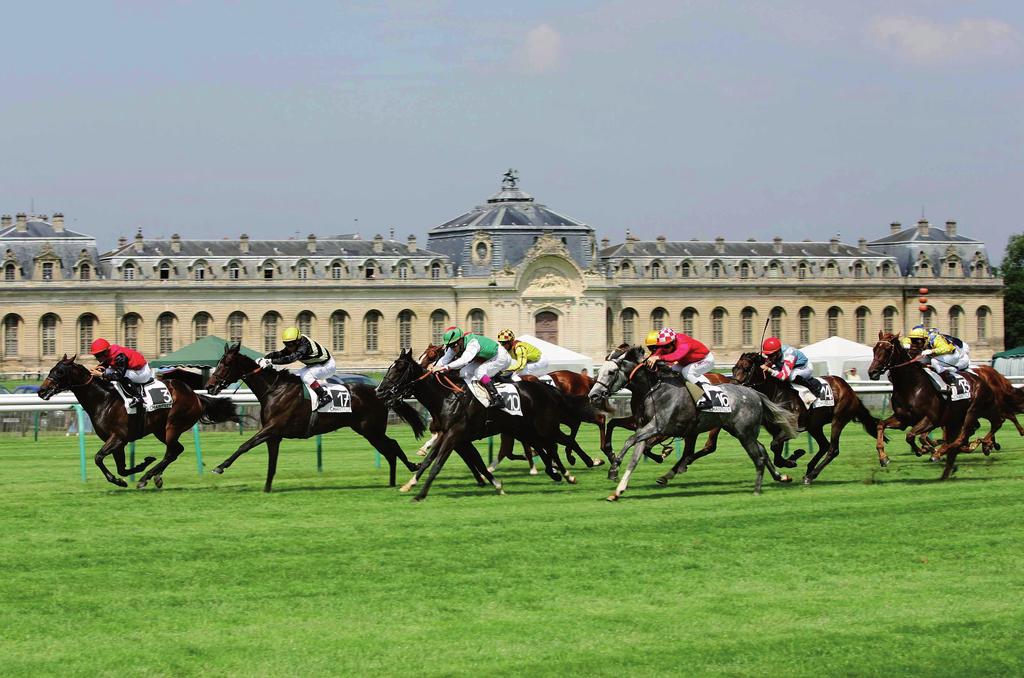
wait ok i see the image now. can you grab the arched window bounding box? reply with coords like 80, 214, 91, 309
917, 258, 931, 277
158, 261, 172, 280
263, 261, 276, 280
710, 261, 722, 279
768, 261, 781, 278
3, 314, 20, 355
977, 306, 990, 343
193, 312, 211, 342
331, 261, 344, 280
883, 306, 898, 334
430, 310, 449, 345
881, 262, 893, 277
711, 308, 726, 346
193, 262, 207, 281
739, 261, 751, 279
855, 307, 870, 344
330, 311, 347, 352
973, 259, 987, 278
123, 262, 136, 281
921, 305, 935, 328
157, 313, 176, 355
798, 262, 809, 280
825, 261, 838, 278
122, 313, 140, 350
799, 307, 814, 345
40, 314, 59, 356
228, 261, 241, 280
227, 312, 246, 345
948, 305, 963, 338
365, 311, 382, 352
262, 312, 281, 352
78, 314, 97, 355
769, 307, 784, 338
397, 310, 414, 350
4, 263, 16, 281
430, 261, 442, 280
619, 261, 632, 277
535, 311, 558, 344
296, 261, 310, 280
297, 311, 314, 337
651, 261, 662, 279
945, 257, 961, 277
621, 308, 637, 345
651, 307, 668, 331
397, 262, 409, 280
681, 308, 697, 337
41, 262, 54, 281
680, 261, 692, 278
827, 307, 842, 337
79, 264, 91, 281
853, 262, 865, 279
468, 309, 485, 336
741, 307, 756, 346
364, 260, 378, 280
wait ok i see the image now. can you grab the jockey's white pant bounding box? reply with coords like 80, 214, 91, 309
930, 350, 969, 374
298, 358, 336, 386
458, 346, 511, 383
517, 355, 550, 377
785, 363, 815, 382
669, 352, 715, 385
125, 364, 154, 384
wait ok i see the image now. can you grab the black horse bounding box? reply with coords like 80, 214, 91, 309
206, 342, 424, 491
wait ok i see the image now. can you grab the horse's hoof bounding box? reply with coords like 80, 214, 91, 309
154, 475, 163, 489
144, 456, 157, 464
416, 450, 426, 457
529, 467, 539, 476
566, 475, 577, 485
802, 476, 812, 485
588, 458, 605, 468
607, 470, 618, 482
994, 442, 1002, 451
486, 466, 495, 473
567, 455, 577, 466
606, 493, 619, 502
410, 496, 424, 503
399, 484, 413, 493
655, 476, 669, 486
476, 479, 487, 487
879, 457, 890, 468
135, 479, 146, 489
779, 475, 793, 483
775, 458, 797, 469
929, 455, 940, 463
753, 490, 762, 496
211, 467, 224, 475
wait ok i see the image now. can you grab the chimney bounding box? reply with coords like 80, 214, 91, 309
945, 220, 957, 238
307, 233, 317, 253
890, 221, 901, 235
916, 219, 930, 237
656, 235, 667, 253
1, 215, 11, 230
118, 235, 128, 249
239, 233, 250, 254
714, 236, 725, 254
858, 237, 868, 253
406, 234, 417, 252
15, 213, 27, 232
600, 237, 610, 249
133, 229, 145, 253
52, 213, 65, 233
373, 234, 384, 253
773, 236, 783, 254
169, 233, 181, 253
829, 235, 840, 254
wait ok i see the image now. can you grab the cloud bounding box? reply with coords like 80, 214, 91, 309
523, 23, 561, 73
866, 15, 1019, 65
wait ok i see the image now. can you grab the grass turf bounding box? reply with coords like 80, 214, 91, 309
1, 424, 1023, 677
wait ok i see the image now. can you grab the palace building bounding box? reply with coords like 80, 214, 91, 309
0, 172, 1003, 374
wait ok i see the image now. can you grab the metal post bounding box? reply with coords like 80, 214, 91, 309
75, 405, 87, 482
33, 411, 40, 442
316, 434, 323, 473
192, 423, 203, 475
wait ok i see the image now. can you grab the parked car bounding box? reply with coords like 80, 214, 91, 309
328, 373, 377, 388
13, 385, 40, 394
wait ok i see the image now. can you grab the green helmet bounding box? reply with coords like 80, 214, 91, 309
442, 327, 464, 346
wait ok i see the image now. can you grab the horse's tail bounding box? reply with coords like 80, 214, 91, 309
389, 398, 427, 439
852, 396, 887, 442
757, 392, 798, 440
197, 394, 243, 425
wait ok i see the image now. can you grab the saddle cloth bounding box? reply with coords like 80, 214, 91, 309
305, 382, 353, 413
113, 381, 172, 414
683, 381, 732, 413
793, 378, 835, 409
467, 381, 523, 415
924, 369, 973, 402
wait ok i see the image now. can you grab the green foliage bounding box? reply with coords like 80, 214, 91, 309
1, 427, 1023, 676
1001, 233, 1024, 349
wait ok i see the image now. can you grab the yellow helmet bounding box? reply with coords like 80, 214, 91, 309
282, 326, 301, 342
497, 329, 515, 342
644, 330, 661, 347
908, 325, 929, 340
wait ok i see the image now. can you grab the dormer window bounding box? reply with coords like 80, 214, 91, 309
297, 265, 309, 280
79, 264, 91, 281
798, 262, 808, 279
123, 263, 136, 280
194, 264, 206, 281
264, 265, 274, 279
651, 262, 661, 279
159, 263, 171, 280
332, 262, 344, 280
41, 262, 54, 281
768, 261, 781, 278
398, 264, 409, 280
365, 266, 375, 280
680, 262, 691, 278
853, 262, 864, 278
229, 263, 240, 280
431, 262, 441, 280
4, 264, 15, 281
710, 262, 722, 278
739, 262, 750, 279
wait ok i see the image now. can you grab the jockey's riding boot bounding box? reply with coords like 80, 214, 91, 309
795, 375, 823, 399
694, 383, 714, 411
122, 380, 144, 410
939, 370, 958, 386
483, 380, 505, 408
310, 381, 332, 410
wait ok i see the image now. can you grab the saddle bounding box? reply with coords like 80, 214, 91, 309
924, 369, 973, 401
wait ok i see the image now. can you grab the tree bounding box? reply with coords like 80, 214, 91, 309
1001, 233, 1024, 349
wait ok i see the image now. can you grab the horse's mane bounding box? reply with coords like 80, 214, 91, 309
609, 345, 646, 362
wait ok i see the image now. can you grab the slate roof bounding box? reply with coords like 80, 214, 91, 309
599, 240, 889, 260
868, 222, 991, 277
430, 185, 590, 233
103, 236, 442, 260
0, 217, 100, 279
869, 225, 977, 245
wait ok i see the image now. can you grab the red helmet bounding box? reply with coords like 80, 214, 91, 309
90, 338, 111, 354
761, 337, 781, 354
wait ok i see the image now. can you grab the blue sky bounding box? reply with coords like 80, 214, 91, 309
1, 1, 1021, 257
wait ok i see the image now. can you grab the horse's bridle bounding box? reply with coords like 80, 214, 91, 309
41, 363, 93, 399
876, 337, 920, 373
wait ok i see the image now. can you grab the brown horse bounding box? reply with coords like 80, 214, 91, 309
868, 331, 1004, 479
38, 354, 241, 488
206, 342, 424, 491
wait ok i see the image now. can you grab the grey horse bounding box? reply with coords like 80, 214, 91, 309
589, 346, 798, 500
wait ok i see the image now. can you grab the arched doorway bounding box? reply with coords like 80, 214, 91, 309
535, 311, 558, 344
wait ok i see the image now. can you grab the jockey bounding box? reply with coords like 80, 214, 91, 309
643, 328, 715, 410
89, 338, 153, 410
903, 325, 970, 385
430, 326, 512, 408
258, 326, 335, 410
497, 329, 549, 380
760, 337, 824, 399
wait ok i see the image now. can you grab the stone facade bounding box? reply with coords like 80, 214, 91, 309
0, 176, 1004, 374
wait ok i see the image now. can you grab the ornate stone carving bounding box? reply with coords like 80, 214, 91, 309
525, 232, 571, 261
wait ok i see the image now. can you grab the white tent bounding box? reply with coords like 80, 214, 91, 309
515, 335, 594, 373
800, 336, 874, 379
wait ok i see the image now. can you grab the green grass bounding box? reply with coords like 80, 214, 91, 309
2, 424, 1023, 677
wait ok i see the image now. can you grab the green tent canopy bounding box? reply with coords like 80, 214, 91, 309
991, 345, 1024, 360
149, 335, 262, 369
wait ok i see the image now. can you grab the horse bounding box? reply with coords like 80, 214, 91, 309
376, 349, 600, 501
206, 342, 424, 492
731, 352, 883, 484
589, 346, 798, 500
376, 349, 503, 494
38, 354, 241, 488
867, 331, 1003, 480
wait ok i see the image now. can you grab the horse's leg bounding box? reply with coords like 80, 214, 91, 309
699, 427, 722, 456
401, 437, 444, 492
416, 431, 438, 457
805, 418, 848, 484
558, 426, 601, 469
263, 438, 281, 493
137, 438, 185, 489
111, 441, 156, 477
608, 432, 653, 501
607, 432, 638, 481
94, 438, 128, 488
740, 439, 769, 495
211, 427, 277, 474
875, 414, 904, 466
1009, 414, 1024, 437
656, 433, 700, 486
364, 433, 400, 487
412, 434, 458, 502
455, 443, 501, 491
524, 443, 539, 475
932, 403, 981, 463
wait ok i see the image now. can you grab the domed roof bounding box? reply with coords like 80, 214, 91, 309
430, 170, 588, 233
